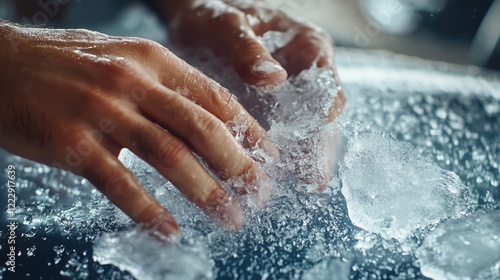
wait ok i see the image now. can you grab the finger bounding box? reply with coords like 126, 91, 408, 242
71, 119, 123, 157
259, 23, 345, 122
139, 84, 245, 177
137, 83, 272, 201
154, 54, 280, 162
106, 109, 245, 229
229, 30, 287, 87
201, 5, 287, 87
273, 26, 335, 76
101, 137, 122, 158
56, 129, 181, 238
234, 4, 334, 75
328, 89, 346, 122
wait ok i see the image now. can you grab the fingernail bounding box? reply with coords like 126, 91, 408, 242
253, 60, 285, 76
212, 198, 244, 230
155, 220, 181, 242
260, 138, 280, 163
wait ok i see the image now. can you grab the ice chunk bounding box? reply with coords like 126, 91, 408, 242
267, 67, 338, 140
266, 67, 341, 190
340, 131, 477, 241
93, 228, 213, 280
417, 211, 500, 280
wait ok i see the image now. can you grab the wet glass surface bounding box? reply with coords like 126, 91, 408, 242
1, 47, 499, 279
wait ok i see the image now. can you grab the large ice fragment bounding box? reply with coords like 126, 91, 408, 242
93, 228, 213, 280
340, 131, 477, 241
266, 67, 341, 190
417, 211, 500, 280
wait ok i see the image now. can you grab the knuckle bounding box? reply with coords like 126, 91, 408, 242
131, 124, 156, 162
210, 87, 239, 115
72, 28, 107, 39
203, 185, 227, 207
76, 87, 106, 108
196, 115, 226, 144
234, 36, 262, 53
246, 116, 264, 138
158, 139, 190, 168
133, 124, 190, 168
235, 156, 255, 178
214, 7, 245, 25
58, 125, 87, 146
74, 87, 120, 117
129, 38, 163, 58
93, 57, 136, 84
101, 173, 136, 200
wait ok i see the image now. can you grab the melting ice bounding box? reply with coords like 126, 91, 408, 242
417, 211, 500, 279
93, 228, 213, 280
341, 131, 477, 241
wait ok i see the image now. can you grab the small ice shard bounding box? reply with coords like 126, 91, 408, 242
93, 228, 213, 280
417, 211, 500, 280
340, 131, 477, 241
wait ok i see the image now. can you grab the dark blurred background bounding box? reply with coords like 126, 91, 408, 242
270, 0, 500, 70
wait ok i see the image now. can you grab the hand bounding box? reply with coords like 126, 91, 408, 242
159, 0, 339, 87
0, 23, 278, 238
159, 0, 346, 189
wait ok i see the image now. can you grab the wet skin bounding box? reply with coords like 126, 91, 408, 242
0, 0, 345, 238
